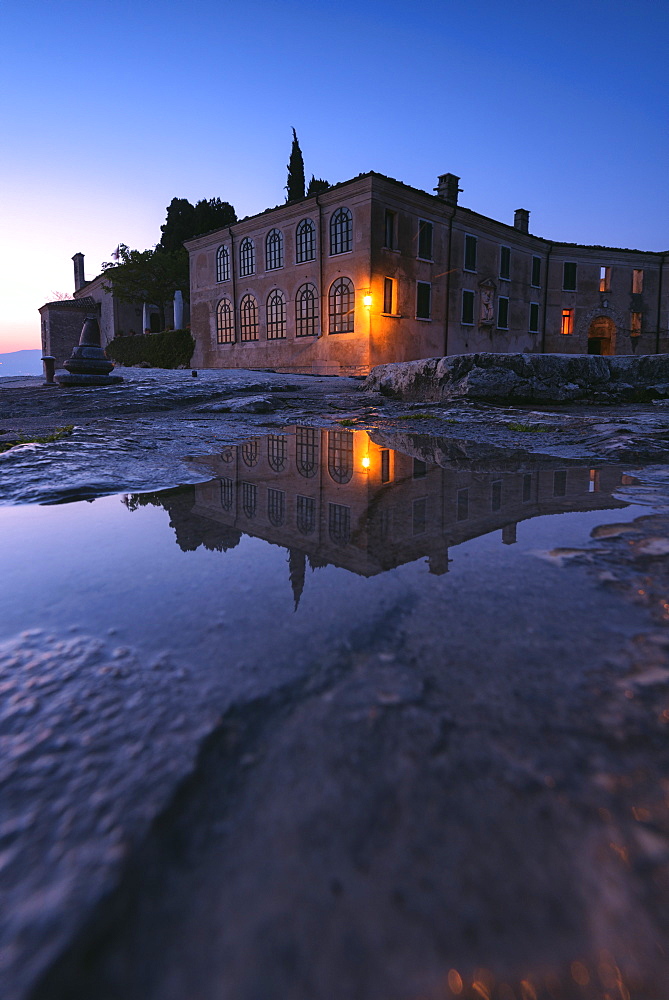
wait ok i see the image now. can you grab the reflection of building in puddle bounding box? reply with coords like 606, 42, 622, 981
152, 428, 633, 594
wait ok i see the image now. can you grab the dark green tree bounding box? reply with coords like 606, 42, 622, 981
306, 175, 330, 197
192, 197, 237, 235
159, 198, 196, 251
102, 244, 189, 331
286, 127, 305, 202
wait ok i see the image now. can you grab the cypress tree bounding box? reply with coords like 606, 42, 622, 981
286, 128, 305, 203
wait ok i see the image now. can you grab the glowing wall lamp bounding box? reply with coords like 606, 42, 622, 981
363, 294, 373, 308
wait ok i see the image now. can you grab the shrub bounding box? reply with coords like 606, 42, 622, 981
106, 329, 195, 369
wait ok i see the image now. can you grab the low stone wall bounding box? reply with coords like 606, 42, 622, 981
364, 353, 669, 404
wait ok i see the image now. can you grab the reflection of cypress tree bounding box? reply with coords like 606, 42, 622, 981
286, 128, 305, 203
288, 548, 306, 610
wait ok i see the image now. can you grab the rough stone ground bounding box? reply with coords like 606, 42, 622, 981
5, 367, 669, 999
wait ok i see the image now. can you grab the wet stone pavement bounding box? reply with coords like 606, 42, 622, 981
4, 373, 669, 999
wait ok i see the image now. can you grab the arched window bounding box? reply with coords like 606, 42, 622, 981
296, 427, 318, 478
328, 502, 351, 546
328, 430, 353, 484
267, 488, 285, 527
330, 207, 352, 255
239, 293, 259, 341
266, 289, 286, 340
296, 495, 316, 535
241, 440, 259, 467
296, 283, 319, 337
328, 277, 354, 334
216, 298, 234, 344
265, 229, 284, 270
219, 477, 234, 511
296, 219, 316, 263
267, 434, 287, 472
216, 245, 230, 282
242, 482, 257, 519
240, 237, 255, 276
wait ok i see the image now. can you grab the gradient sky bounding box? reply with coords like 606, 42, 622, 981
1, 0, 667, 352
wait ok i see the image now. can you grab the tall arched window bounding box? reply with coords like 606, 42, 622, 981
216, 245, 230, 282
328, 277, 355, 334
267, 434, 287, 472
216, 298, 234, 344
267, 488, 285, 527
296, 283, 319, 337
241, 440, 259, 467
266, 289, 286, 340
265, 229, 284, 270
328, 430, 353, 484
296, 219, 316, 263
240, 238, 255, 276
296, 427, 318, 478
330, 207, 352, 255
328, 503, 351, 546
239, 293, 259, 341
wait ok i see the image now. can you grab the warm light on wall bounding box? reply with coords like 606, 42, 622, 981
361, 455, 371, 469
363, 294, 373, 307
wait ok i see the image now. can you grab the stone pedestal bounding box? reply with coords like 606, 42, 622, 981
56, 316, 123, 387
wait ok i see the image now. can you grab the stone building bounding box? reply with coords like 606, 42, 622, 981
187, 171, 668, 375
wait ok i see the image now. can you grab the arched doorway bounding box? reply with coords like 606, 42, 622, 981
587, 316, 616, 355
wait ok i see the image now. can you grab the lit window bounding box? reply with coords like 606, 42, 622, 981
296, 219, 316, 263
563, 262, 577, 290
384, 209, 396, 250
266, 289, 286, 340
329, 277, 354, 334
499, 246, 511, 280
267, 435, 287, 472
462, 290, 475, 325
328, 430, 353, 484
416, 281, 431, 319
216, 245, 230, 282
296, 427, 318, 478
383, 277, 395, 314
296, 495, 316, 534
418, 220, 433, 260
529, 302, 540, 333
239, 293, 259, 341
561, 308, 574, 335
216, 298, 234, 344
464, 234, 477, 271
632, 269, 644, 294
328, 502, 351, 546
497, 296, 509, 329
330, 207, 352, 255
631, 312, 642, 337
296, 283, 319, 337
599, 266, 611, 292
531, 256, 541, 287
267, 488, 285, 526
265, 229, 284, 270
239, 238, 255, 276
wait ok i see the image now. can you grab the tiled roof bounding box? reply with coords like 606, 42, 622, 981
41, 296, 98, 310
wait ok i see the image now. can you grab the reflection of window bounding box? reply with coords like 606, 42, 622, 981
412, 497, 427, 535
631, 312, 642, 337
240, 294, 259, 341
221, 447, 234, 463
329, 277, 354, 333
330, 207, 352, 255
216, 298, 234, 343
241, 440, 259, 467
267, 435, 287, 472
216, 245, 230, 282
589, 469, 600, 493
267, 488, 285, 526
296, 283, 318, 337
553, 470, 567, 497
373, 508, 392, 540
296, 495, 316, 535
413, 458, 426, 479
265, 229, 284, 270
328, 431, 353, 484
266, 289, 286, 340
561, 308, 574, 336
296, 219, 316, 263
296, 427, 318, 478
219, 477, 234, 510
328, 502, 351, 545
418, 220, 433, 260
242, 482, 257, 518
380, 449, 390, 483
523, 473, 532, 502
491, 480, 502, 511
240, 238, 255, 276
457, 488, 469, 521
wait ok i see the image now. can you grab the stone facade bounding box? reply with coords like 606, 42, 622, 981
187, 171, 668, 375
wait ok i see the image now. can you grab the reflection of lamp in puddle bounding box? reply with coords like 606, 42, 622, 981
361, 455, 371, 470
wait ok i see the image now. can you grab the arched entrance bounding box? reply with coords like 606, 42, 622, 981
587, 316, 616, 355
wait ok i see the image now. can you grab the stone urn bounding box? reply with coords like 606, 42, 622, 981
56, 316, 124, 386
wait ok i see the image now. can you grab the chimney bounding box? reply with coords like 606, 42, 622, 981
72, 252, 85, 291
434, 173, 461, 207
514, 209, 530, 234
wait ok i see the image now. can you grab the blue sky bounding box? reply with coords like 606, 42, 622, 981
1, 0, 667, 350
